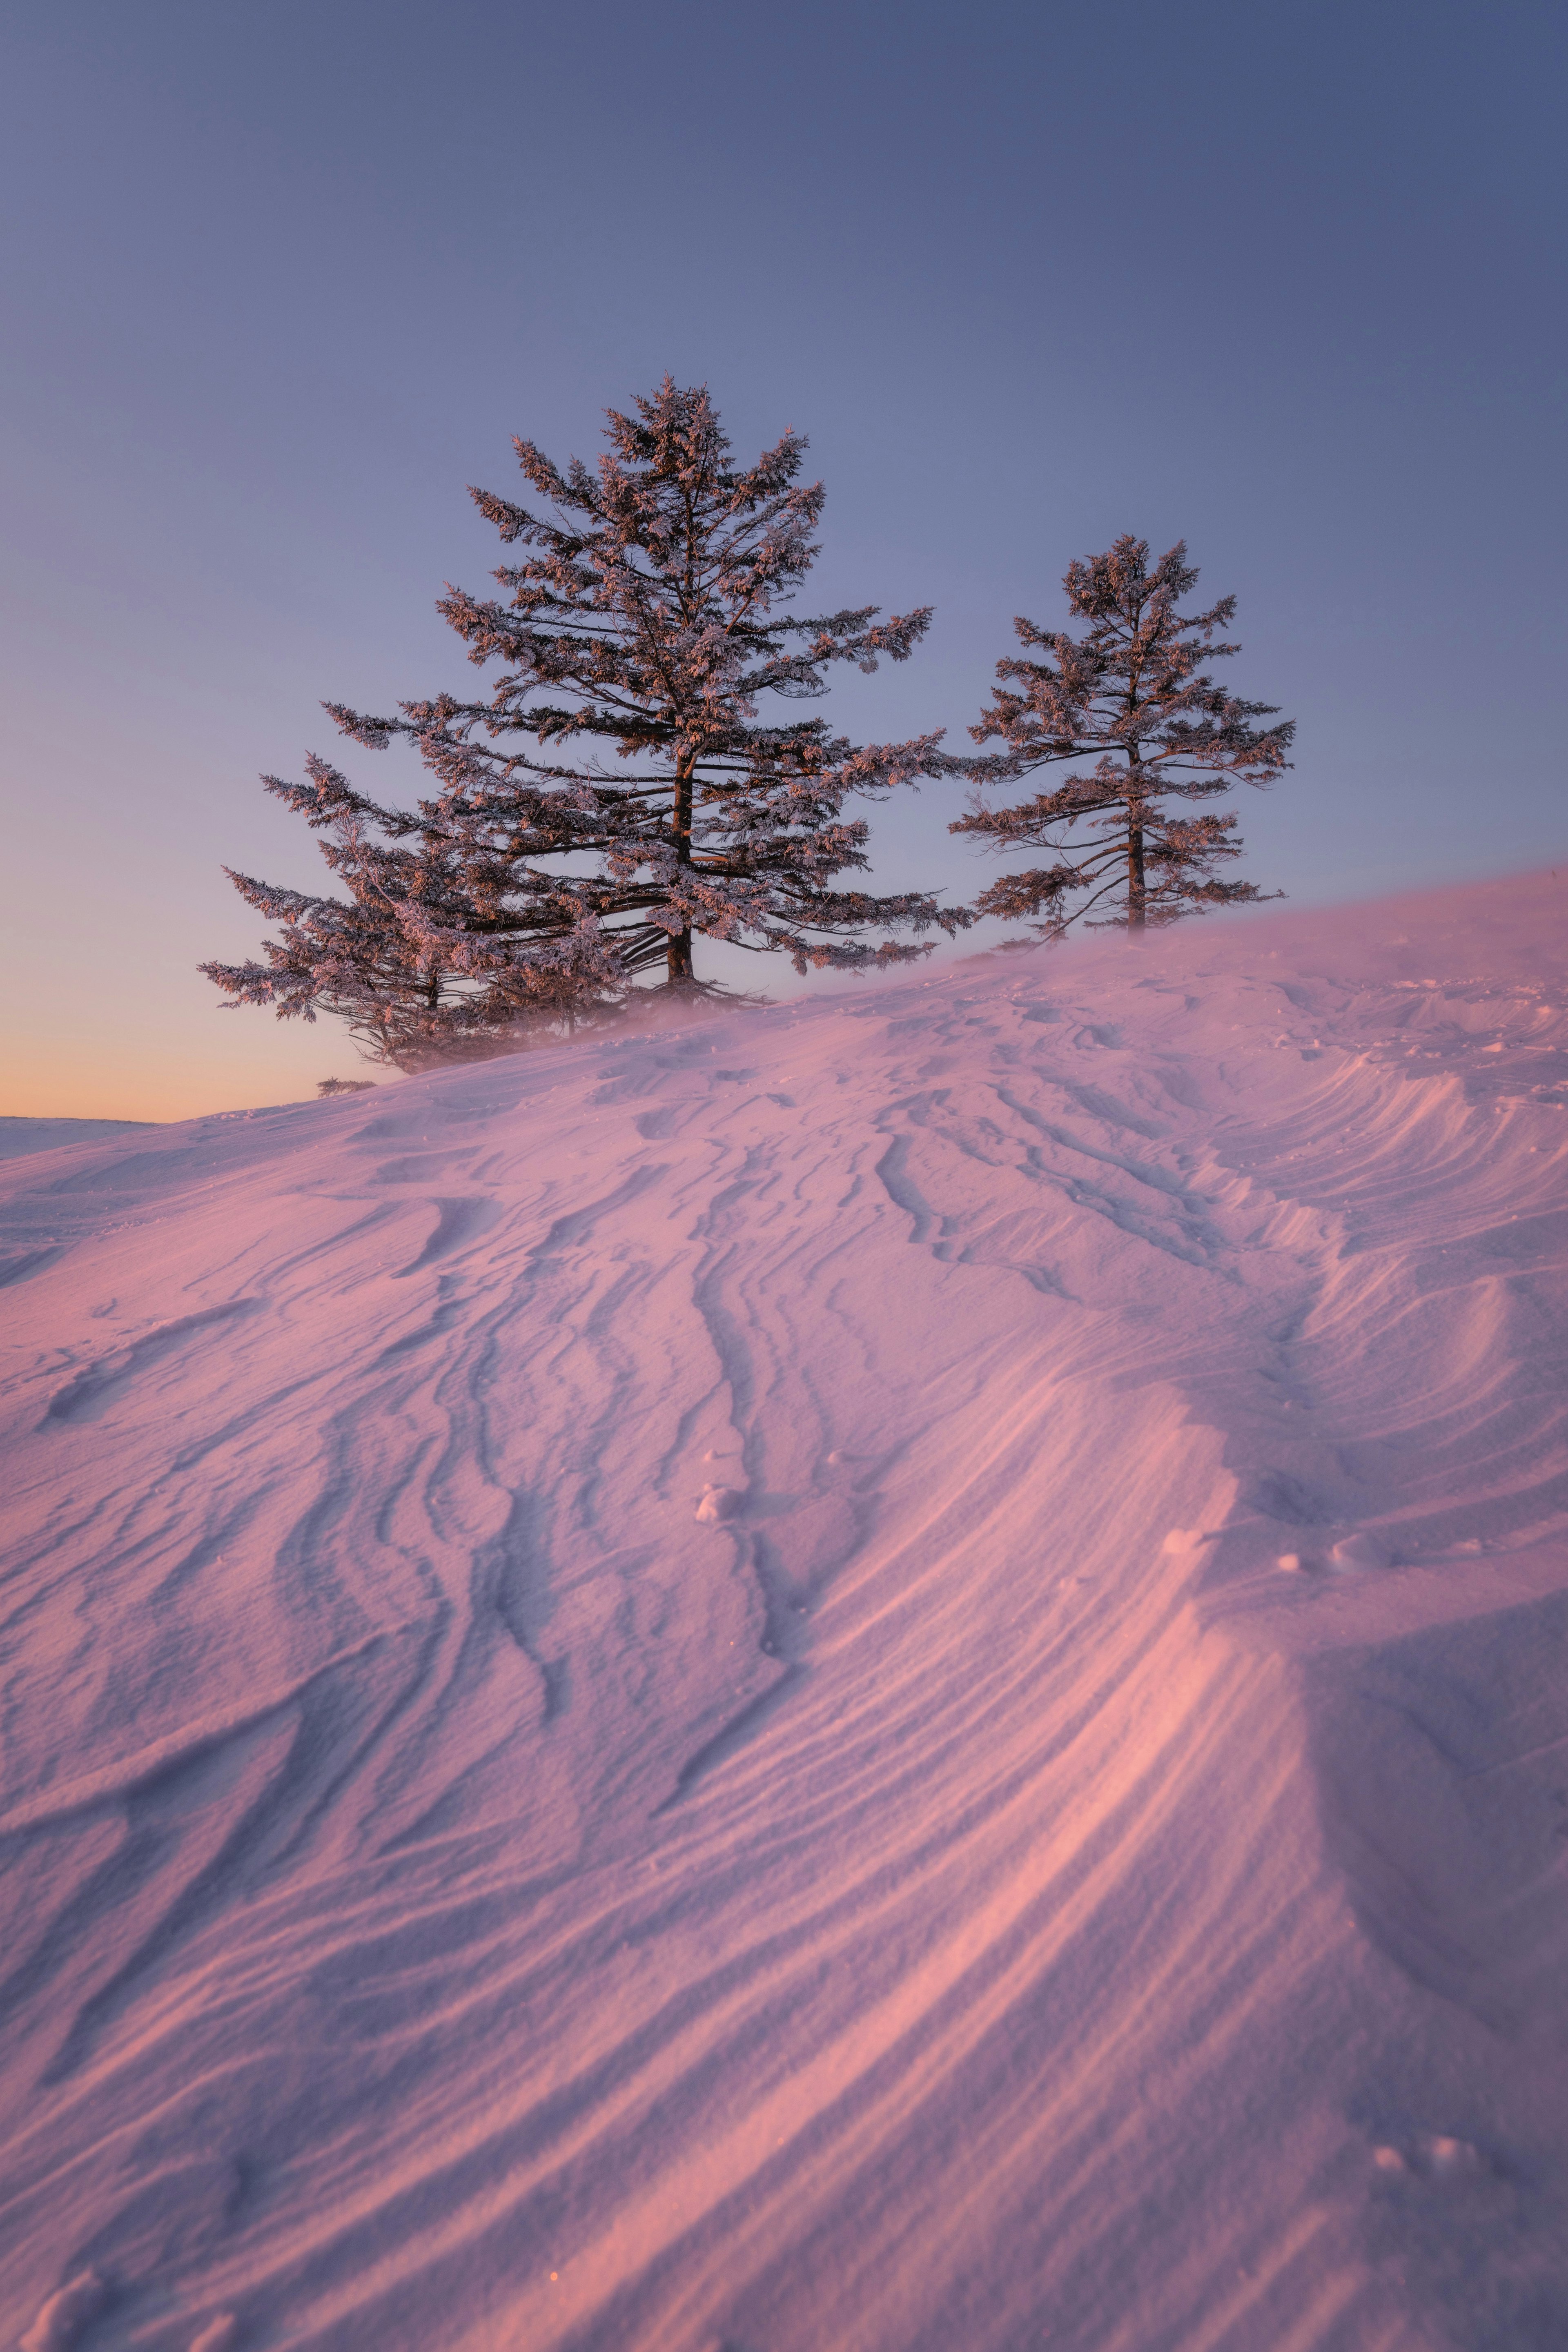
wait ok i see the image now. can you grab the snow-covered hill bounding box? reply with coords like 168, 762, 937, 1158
3, 873, 1566, 2352
0, 1120, 156, 1165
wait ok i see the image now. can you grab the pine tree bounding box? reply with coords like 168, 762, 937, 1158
205, 379, 966, 1060
951, 536, 1293, 938
202, 756, 624, 1068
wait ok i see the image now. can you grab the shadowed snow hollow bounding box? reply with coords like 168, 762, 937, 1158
2, 872, 1567, 2351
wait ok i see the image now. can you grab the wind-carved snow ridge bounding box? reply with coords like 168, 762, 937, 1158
1, 871, 1567, 2350
41, 1300, 261, 1425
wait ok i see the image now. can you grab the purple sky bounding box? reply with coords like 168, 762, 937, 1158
3, 0, 1563, 1117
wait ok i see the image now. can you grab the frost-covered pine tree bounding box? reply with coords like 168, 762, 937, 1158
205, 380, 965, 1060
952, 537, 1293, 937
203, 755, 624, 1067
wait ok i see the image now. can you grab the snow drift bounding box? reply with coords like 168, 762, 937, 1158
2, 871, 1566, 2352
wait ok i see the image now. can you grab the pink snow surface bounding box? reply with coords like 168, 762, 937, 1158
3, 871, 1567, 2351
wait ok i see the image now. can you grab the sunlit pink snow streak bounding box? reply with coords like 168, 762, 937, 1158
1, 871, 1566, 2351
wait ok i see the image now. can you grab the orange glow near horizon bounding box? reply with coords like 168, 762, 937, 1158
0, 1028, 391, 1126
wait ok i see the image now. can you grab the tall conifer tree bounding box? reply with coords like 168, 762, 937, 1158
952, 536, 1292, 937
205, 381, 965, 1060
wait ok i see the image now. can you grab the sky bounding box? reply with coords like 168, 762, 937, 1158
2, 0, 1563, 1120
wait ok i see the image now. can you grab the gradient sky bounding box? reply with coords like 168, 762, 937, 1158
3, 0, 1563, 1120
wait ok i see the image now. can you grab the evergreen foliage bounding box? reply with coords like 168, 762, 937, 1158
204, 381, 966, 1063
205, 755, 624, 1068
952, 537, 1293, 937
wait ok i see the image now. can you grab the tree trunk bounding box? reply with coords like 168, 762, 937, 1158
668, 746, 696, 984
1125, 746, 1147, 931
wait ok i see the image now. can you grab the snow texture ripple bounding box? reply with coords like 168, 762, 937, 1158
2, 871, 1567, 2350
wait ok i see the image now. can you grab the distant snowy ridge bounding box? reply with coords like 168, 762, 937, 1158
2, 871, 1566, 2351
0, 1117, 156, 1163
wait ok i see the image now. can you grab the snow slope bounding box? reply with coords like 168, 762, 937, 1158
0, 1122, 156, 1165
2, 871, 1566, 2352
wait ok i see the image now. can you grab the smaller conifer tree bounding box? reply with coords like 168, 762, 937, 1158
205, 755, 624, 1067
952, 536, 1293, 937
